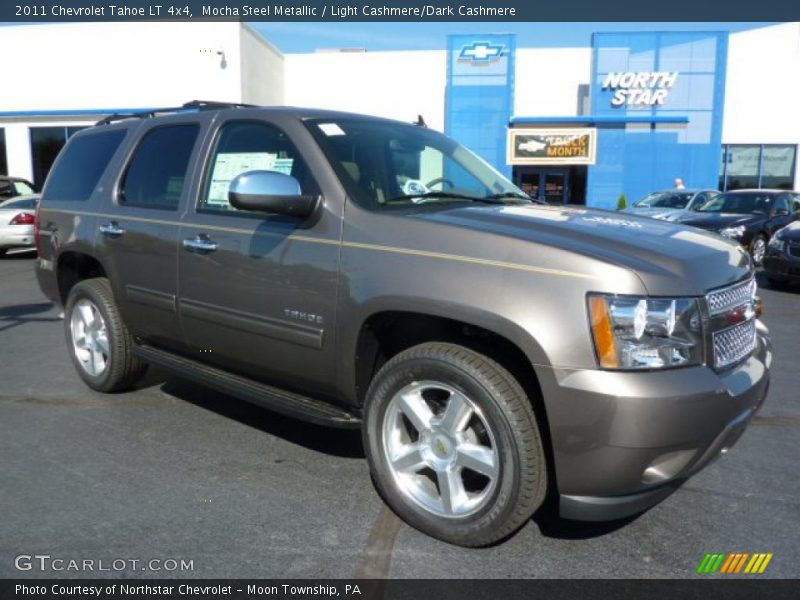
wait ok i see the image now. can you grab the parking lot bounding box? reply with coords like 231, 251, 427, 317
1, 250, 798, 579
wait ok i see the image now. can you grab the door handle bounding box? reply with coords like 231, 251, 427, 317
182, 235, 218, 254
99, 222, 125, 238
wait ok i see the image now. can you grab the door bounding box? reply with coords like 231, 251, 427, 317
767, 193, 797, 236
515, 167, 570, 204
96, 121, 203, 350
177, 118, 342, 396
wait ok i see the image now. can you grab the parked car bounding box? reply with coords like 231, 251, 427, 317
626, 189, 717, 221
0, 194, 39, 256
676, 189, 800, 266
0, 175, 36, 201
34, 102, 770, 547
763, 221, 800, 286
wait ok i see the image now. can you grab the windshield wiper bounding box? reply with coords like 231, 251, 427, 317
482, 192, 541, 204
388, 191, 498, 204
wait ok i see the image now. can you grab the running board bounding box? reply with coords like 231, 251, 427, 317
132, 344, 361, 429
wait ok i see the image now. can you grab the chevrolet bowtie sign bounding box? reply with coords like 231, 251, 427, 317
508, 128, 597, 165
459, 41, 505, 62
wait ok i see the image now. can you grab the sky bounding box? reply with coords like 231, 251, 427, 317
251, 22, 776, 53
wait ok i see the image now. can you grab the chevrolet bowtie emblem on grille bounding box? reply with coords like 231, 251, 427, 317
459, 42, 505, 62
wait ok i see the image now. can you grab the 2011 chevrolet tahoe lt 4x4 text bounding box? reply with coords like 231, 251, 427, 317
34, 102, 771, 547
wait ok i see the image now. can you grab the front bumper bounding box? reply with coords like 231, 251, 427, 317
538, 322, 771, 522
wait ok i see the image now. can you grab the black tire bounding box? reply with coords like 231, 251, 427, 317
64, 277, 147, 392
363, 342, 547, 547
750, 234, 767, 267
765, 275, 786, 289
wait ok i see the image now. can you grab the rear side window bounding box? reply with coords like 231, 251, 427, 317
120, 124, 198, 211
43, 130, 126, 202
1, 197, 37, 209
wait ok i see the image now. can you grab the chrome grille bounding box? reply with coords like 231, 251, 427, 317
713, 320, 757, 369
705, 278, 756, 317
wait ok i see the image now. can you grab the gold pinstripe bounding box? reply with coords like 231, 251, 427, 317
41, 207, 596, 279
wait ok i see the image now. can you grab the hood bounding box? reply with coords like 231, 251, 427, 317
675, 212, 765, 230
625, 206, 684, 220
411, 204, 752, 296
776, 221, 800, 242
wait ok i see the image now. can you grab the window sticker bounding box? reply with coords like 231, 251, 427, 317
207, 152, 277, 205
319, 123, 346, 137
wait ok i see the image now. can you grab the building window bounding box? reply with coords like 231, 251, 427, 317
30, 126, 86, 189
720, 144, 797, 191
0, 128, 7, 175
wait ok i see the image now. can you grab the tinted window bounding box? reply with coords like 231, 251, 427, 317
0, 197, 38, 209
199, 121, 316, 213
121, 124, 198, 211
30, 126, 87, 189
774, 195, 791, 214
699, 192, 774, 215
44, 130, 126, 202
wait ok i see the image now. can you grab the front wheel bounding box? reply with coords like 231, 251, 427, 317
751, 235, 767, 267
363, 342, 547, 547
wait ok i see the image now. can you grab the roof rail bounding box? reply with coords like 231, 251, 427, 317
95, 100, 257, 126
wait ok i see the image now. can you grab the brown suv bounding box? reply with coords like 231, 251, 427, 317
35, 102, 771, 546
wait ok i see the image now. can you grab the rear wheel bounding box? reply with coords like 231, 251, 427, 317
363, 342, 547, 547
64, 278, 147, 392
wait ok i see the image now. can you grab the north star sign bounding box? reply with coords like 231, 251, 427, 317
602, 71, 679, 107
459, 41, 505, 62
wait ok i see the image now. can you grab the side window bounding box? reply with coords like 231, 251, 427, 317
773, 195, 790, 214
2, 198, 37, 209
120, 124, 198, 211
200, 121, 316, 213
43, 130, 126, 202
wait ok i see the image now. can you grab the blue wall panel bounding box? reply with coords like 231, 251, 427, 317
588, 32, 728, 209
446, 34, 515, 177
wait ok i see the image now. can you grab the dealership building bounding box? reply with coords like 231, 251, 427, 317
1, 21, 798, 208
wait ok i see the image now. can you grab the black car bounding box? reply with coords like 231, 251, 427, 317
0, 176, 36, 201
763, 221, 800, 286
676, 189, 800, 266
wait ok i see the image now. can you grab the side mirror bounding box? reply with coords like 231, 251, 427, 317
229, 171, 317, 218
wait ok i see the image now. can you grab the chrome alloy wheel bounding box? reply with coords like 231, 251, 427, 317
382, 380, 500, 518
69, 298, 110, 376
751, 237, 766, 266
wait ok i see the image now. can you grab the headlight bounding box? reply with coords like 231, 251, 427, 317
588, 294, 704, 369
720, 225, 746, 239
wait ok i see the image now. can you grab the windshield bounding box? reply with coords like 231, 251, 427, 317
698, 192, 773, 215
635, 191, 693, 209
305, 118, 531, 210
14, 181, 35, 195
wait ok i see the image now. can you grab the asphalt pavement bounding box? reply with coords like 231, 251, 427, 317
1, 250, 798, 579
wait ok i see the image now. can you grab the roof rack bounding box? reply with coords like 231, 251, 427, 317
95, 100, 257, 126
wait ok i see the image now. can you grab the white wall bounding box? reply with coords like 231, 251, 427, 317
240, 24, 284, 105
514, 48, 592, 117
0, 22, 246, 112
724, 23, 800, 187
284, 50, 447, 131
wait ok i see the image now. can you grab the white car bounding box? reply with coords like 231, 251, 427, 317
0, 194, 39, 256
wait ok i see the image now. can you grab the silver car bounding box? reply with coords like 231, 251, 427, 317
627, 189, 718, 221
0, 194, 39, 256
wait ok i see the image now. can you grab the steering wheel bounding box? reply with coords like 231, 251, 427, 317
425, 177, 455, 190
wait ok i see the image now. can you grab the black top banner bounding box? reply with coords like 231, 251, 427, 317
3, 0, 800, 22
